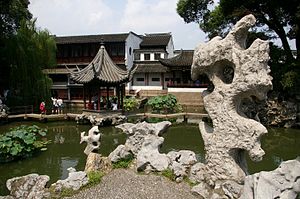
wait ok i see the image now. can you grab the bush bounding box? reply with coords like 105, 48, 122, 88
0, 125, 50, 162
146, 94, 182, 114
123, 97, 139, 112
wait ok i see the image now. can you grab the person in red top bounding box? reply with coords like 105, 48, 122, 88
40, 101, 46, 115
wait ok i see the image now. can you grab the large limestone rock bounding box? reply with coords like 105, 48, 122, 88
240, 158, 300, 199
167, 150, 197, 182
51, 167, 88, 192
109, 121, 171, 163
85, 152, 112, 173
80, 126, 101, 155
136, 135, 170, 172
5, 173, 49, 199
191, 14, 273, 196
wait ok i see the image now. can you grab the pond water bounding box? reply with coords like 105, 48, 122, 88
0, 121, 299, 195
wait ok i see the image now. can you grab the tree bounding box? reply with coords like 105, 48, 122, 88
7, 20, 56, 107
177, 0, 300, 94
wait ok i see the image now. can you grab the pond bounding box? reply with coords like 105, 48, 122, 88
0, 121, 299, 195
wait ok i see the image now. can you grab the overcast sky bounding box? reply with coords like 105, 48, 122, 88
28, 0, 208, 50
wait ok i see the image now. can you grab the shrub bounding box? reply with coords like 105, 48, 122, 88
86, 171, 104, 187
0, 125, 50, 162
123, 97, 139, 112
147, 94, 182, 113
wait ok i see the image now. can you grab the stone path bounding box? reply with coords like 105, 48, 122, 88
68, 169, 198, 199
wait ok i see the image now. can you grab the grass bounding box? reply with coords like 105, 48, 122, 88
85, 171, 104, 188
112, 154, 134, 169
160, 168, 176, 181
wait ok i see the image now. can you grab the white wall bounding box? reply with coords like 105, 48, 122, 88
148, 73, 162, 86
132, 73, 145, 86
168, 88, 206, 92
125, 32, 142, 69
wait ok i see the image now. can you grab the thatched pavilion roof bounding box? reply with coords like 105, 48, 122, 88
69, 45, 129, 85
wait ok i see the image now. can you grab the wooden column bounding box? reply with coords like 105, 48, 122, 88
98, 86, 101, 111
106, 86, 109, 110
161, 72, 164, 89
88, 86, 91, 109
172, 71, 175, 85
117, 85, 120, 109
121, 84, 124, 111
83, 84, 86, 109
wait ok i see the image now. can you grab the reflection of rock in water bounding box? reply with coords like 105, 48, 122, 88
54, 134, 65, 144
113, 138, 118, 145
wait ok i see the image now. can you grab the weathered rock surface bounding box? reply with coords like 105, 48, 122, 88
108, 144, 131, 163
136, 135, 170, 172
191, 14, 272, 193
76, 114, 126, 126
167, 150, 197, 182
85, 152, 112, 173
5, 173, 49, 199
80, 126, 101, 155
51, 167, 88, 192
240, 158, 300, 199
108, 121, 171, 164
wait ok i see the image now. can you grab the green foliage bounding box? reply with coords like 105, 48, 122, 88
6, 19, 56, 107
123, 97, 139, 112
86, 171, 104, 187
177, 0, 300, 96
161, 168, 176, 181
112, 154, 134, 169
146, 94, 182, 114
0, 125, 50, 162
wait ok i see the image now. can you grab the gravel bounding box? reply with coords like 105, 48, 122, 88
68, 169, 198, 199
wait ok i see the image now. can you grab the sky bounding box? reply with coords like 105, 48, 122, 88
28, 0, 208, 50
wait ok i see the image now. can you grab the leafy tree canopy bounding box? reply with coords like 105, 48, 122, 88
177, 0, 300, 94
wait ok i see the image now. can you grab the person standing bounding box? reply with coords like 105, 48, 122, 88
39, 101, 46, 115
57, 97, 63, 114
51, 97, 58, 114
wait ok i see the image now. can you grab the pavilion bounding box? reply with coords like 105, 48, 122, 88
69, 44, 132, 111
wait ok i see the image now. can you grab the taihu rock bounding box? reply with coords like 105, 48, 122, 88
80, 126, 101, 155
5, 173, 49, 199
191, 14, 272, 196
85, 152, 112, 173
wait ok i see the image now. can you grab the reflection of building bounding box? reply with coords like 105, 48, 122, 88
44, 32, 208, 107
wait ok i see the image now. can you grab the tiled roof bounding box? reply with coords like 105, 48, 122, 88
140, 33, 171, 47
159, 50, 194, 67
134, 62, 168, 73
69, 45, 129, 84
55, 33, 130, 44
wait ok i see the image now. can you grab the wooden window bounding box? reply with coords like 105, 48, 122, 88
144, 53, 150, 60
136, 78, 144, 82
154, 53, 161, 60
134, 53, 140, 60
152, 78, 160, 82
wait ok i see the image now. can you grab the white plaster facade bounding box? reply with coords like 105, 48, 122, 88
125, 32, 143, 69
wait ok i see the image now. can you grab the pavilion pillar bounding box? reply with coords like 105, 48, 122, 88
98, 86, 101, 111
83, 84, 87, 109
161, 72, 164, 89
121, 84, 124, 111
88, 86, 91, 109
117, 85, 120, 109
172, 71, 175, 85
106, 86, 109, 110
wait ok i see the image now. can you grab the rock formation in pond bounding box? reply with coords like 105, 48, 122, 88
240, 158, 300, 199
108, 121, 172, 172
191, 14, 273, 195
80, 126, 101, 155
51, 167, 88, 192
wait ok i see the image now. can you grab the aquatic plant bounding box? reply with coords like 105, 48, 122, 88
0, 125, 50, 162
